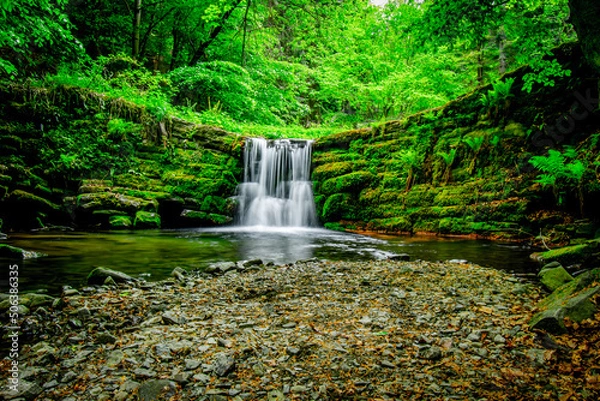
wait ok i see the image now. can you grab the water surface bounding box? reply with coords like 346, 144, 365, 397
1, 227, 538, 295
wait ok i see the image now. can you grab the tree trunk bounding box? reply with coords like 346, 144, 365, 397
132, 0, 142, 59
241, 0, 252, 66
497, 27, 507, 75
189, 0, 244, 66
569, 0, 600, 75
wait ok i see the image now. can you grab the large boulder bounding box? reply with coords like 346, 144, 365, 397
538, 263, 574, 292
134, 211, 161, 229
530, 268, 600, 334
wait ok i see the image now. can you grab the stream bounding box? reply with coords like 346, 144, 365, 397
1, 227, 539, 295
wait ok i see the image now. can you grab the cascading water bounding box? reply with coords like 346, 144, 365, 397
236, 138, 318, 227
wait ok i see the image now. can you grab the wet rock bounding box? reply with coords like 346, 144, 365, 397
138, 380, 177, 401
242, 259, 263, 268
87, 267, 137, 285
388, 253, 410, 261
172, 267, 187, 282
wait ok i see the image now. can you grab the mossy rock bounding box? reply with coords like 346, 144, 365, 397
530, 269, 600, 334
531, 240, 599, 266
321, 193, 356, 221
134, 211, 161, 229
179, 210, 232, 226
368, 217, 413, 233
312, 161, 358, 181
77, 192, 158, 214
320, 171, 376, 196
0, 244, 29, 258
0, 244, 43, 259
6, 190, 60, 211
538, 265, 574, 292
109, 215, 133, 229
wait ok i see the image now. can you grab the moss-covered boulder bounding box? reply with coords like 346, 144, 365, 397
538, 264, 574, 292
531, 240, 600, 266
180, 210, 232, 226
134, 211, 161, 229
0, 244, 43, 259
108, 215, 133, 229
530, 268, 600, 334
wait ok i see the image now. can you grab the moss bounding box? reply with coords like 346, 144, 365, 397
533, 241, 599, 266
323, 222, 347, 232
109, 215, 133, 229
312, 161, 358, 181
7, 190, 60, 211
322, 193, 356, 221
180, 210, 232, 226
77, 192, 158, 213
538, 266, 574, 292
134, 211, 161, 228
369, 217, 412, 233
320, 171, 376, 196
0, 244, 28, 258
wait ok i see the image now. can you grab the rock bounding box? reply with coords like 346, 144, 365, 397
134, 368, 157, 379
61, 371, 78, 383
108, 215, 133, 229
563, 286, 600, 322
0, 244, 40, 259
493, 334, 506, 344
96, 332, 118, 344
87, 267, 137, 285
162, 311, 185, 325
529, 308, 567, 334
185, 359, 202, 371
242, 259, 263, 267
213, 352, 236, 377
388, 253, 410, 261
138, 380, 177, 401
418, 346, 443, 361
172, 267, 187, 282
286, 346, 301, 356
0, 379, 43, 400
538, 265, 573, 292
134, 211, 161, 229
206, 261, 237, 274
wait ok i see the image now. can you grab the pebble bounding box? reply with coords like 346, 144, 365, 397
10, 259, 568, 400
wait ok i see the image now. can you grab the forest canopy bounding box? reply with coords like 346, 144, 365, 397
0, 0, 592, 129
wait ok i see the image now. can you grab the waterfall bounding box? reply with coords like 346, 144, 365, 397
236, 138, 319, 227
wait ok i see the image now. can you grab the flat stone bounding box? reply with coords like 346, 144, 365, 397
138, 380, 177, 401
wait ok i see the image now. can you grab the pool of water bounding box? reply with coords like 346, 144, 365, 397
1, 227, 539, 295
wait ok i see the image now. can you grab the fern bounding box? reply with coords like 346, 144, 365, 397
463, 136, 485, 153
528, 147, 587, 209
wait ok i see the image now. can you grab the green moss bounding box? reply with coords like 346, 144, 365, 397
538, 266, 574, 292
312, 161, 358, 181
320, 171, 376, 196
323, 222, 347, 232
180, 210, 232, 226
109, 215, 133, 229
533, 241, 598, 266
322, 193, 356, 221
369, 217, 412, 232
134, 211, 161, 228
77, 192, 158, 213
7, 190, 60, 211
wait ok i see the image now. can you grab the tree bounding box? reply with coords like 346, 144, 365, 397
1, 0, 84, 77
568, 0, 600, 76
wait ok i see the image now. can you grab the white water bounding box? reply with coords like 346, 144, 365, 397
236, 138, 319, 227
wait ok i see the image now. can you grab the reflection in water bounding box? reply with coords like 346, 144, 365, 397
1, 228, 537, 295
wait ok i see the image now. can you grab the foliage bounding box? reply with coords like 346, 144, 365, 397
0, 0, 84, 78
437, 148, 457, 184
529, 146, 586, 206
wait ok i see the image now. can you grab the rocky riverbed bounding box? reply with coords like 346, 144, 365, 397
1, 259, 599, 400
